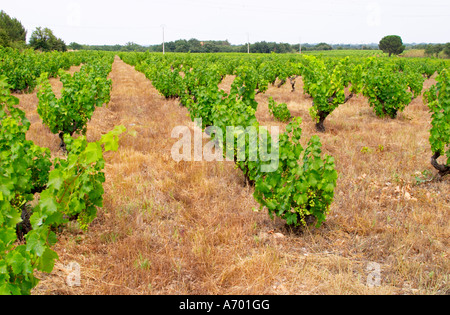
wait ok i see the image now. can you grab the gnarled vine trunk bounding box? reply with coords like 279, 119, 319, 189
277, 79, 286, 88
59, 120, 79, 152
289, 76, 298, 92
431, 152, 450, 178
314, 93, 355, 132
59, 132, 67, 152
315, 110, 329, 133
16, 205, 32, 242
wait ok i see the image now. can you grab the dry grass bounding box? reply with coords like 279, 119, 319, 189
14, 57, 449, 295
401, 49, 449, 59
402, 50, 427, 58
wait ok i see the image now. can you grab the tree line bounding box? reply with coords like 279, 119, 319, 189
1, 10, 449, 57
69, 40, 339, 54
0, 10, 67, 52
67, 40, 450, 57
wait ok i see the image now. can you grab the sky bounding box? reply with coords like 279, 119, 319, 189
1, 0, 449, 46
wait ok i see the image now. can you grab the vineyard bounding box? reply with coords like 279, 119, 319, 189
0, 47, 449, 295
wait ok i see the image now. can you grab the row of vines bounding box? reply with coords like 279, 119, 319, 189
120, 51, 450, 227
0, 48, 125, 294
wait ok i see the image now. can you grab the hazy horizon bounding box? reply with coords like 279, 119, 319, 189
1, 0, 449, 46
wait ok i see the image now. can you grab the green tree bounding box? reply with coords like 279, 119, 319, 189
315, 43, 333, 51
68, 42, 83, 50
29, 27, 51, 51
444, 43, 450, 58
0, 11, 27, 48
0, 28, 8, 47
52, 38, 67, 52
379, 35, 405, 57
29, 27, 66, 52
188, 38, 202, 52
425, 44, 445, 58
174, 39, 189, 52
120, 42, 141, 52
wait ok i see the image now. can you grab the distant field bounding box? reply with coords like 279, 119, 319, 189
402, 49, 427, 58
303, 49, 450, 59
401, 49, 449, 59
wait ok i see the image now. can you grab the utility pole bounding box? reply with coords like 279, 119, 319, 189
299, 37, 302, 54
247, 33, 250, 54
161, 25, 165, 55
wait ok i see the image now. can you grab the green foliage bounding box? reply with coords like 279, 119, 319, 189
362, 58, 413, 119
0, 11, 27, 48
0, 47, 92, 92
254, 118, 338, 227
138, 58, 184, 99
425, 44, 444, 58
268, 97, 291, 122
406, 71, 425, 99
231, 63, 268, 110
188, 85, 226, 129
444, 43, 450, 58
0, 76, 51, 200
314, 43, 333, 51
0, 48, 40, 92
379, 35, 405, 57
0, 74, 124, 295
412, 170, 433, 185
303, 56, 347, 117
420, 60, 439, 79
424, 84, 438, 105
29, 27, 66, 52
301, 55, 357, 131
0, 79, 55, 294
37, 58, 113, 148
427, 69, 450, 169
38, 125, 126, 231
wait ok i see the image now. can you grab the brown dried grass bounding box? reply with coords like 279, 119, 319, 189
15, 57, 448, 295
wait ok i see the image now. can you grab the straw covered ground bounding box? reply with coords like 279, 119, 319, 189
13, 56, 448, 295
